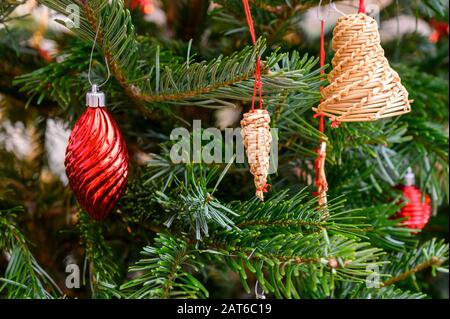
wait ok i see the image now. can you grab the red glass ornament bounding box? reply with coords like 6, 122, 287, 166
65, 103, 128, 220
130, 0, 154, 14
429, 19, 449, 43
396, 185, 432, 230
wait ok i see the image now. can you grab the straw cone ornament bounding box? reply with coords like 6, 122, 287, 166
314, 13, 412, 122
241, 109, 272, 201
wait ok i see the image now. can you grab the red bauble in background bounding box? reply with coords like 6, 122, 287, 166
429, 19, 449, 43
130, 0, 155, 14
396, 182, 432, 231
65, 88, 128, 220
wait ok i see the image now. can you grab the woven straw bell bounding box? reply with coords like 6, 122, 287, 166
314, 13, 412, 122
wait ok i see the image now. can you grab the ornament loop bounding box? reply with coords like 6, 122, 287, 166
254, 281, 266, 299
88, 17, 111, 89
316, 0, 332, 22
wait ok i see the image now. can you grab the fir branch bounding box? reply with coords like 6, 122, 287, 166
381, 239, 449, 287
37, 0, 152, 115
14, 41, 91, 110
78, 212, 121, 298
382, 256, 444, 287
36, 0, 322, 110
339, 284, 427, 299
0, 0, 25, 24
79, 1, 142, 102
0, 207, 61, 298
154, 165, 239, 240
204, 228, 386, 298
230, 190, 370, 238
236, 219, 325, 229
211, 0, 318, 43
121, 233, 209, 299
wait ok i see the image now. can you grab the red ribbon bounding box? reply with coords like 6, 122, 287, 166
316, 19, 326, 133
317, 19, 326, 129
257, 184, 272, 193
242, 0, 263, 111
358, 0, 366, 14
313, 18, 327, 196
320, 20, 325, 78
331, 120, 340, 128
313, 113, 325, 133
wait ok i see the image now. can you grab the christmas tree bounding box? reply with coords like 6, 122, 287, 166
0, 0, 448, 299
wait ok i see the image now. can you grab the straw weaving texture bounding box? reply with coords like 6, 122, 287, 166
241, 109, 272, 201
314, 13, 412, 122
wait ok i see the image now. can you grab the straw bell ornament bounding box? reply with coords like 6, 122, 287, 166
314, 13, 412, 123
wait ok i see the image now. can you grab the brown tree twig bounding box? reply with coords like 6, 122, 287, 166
382, 256, 445, 287
237, 219, 325, 229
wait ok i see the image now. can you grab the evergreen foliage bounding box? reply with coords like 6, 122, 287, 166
0, 0, 448, 299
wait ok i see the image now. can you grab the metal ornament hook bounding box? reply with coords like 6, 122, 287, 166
316, 0, 331, 21
329, 2, 347, 17
254, 281, 266, 299
404, 167, 415, 186
317, 0, 345, 21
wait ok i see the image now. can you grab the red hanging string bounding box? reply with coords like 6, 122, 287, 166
242, 0, 263, 111
320, 20, 325, 78
313, 18, 327, 197
256, 184, 272, 192
318, 19, 325, 133
242, 0, 269, 194
331, 120, 340, 128
242, 0, 256, 44
358, 0, 366, 13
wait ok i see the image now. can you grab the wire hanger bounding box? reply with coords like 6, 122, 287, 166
317, 0, 346, 21
316, 0, 331, 21
254, 281, 266, 299
330, 1, 347, 17
88, 17, 110, 89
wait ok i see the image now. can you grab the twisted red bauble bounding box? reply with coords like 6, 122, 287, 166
65, 107, 128, 220
396, 185, 432, 230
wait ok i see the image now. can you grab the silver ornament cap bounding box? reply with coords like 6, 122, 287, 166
86, 85, 105, 108
404, 167, 415, 186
